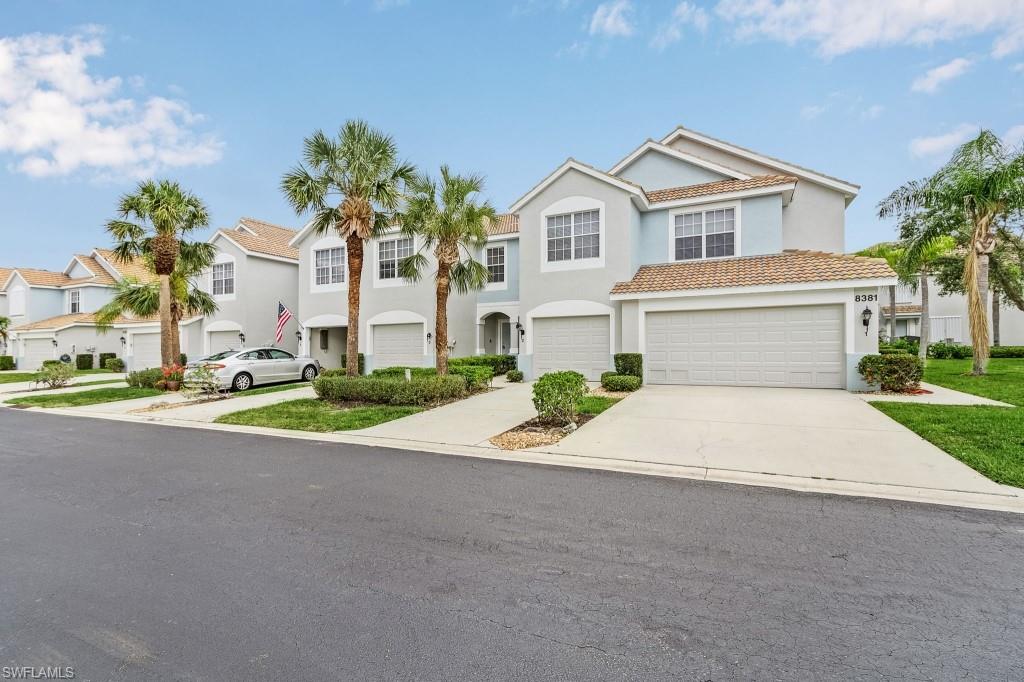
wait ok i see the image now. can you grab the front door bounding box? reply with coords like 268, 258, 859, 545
500, 321, 512, 354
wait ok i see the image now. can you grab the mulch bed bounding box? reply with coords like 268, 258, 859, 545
490, 414, 595, 451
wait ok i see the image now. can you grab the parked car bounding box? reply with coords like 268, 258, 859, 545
187, 347, 320, 391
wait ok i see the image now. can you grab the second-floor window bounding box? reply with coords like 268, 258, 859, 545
674, 207, 736, 261
547, 210, 599, 262
69, 289, 80, 313
378, 237, 413, 280
486, 246, 505, 283
212, 262, 234, 296
315, 247, 345, 285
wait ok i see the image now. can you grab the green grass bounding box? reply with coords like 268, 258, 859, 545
5, 386, 162, 408
236, 382, 308, 397
214, 398, 421, 432
578, 395, 622, 415
72, 379, 127, 388
921, 358, 1024, 406
0, 368, 115, 384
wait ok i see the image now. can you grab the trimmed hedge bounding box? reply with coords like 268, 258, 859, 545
879, 348, 910, 355
857, 353, 923, 392
448, 354, 517, 375
532, 370, 587, 424
75, 353, 94, 370
506, 369, 524, 383
127, 368, 163, 388
928, 342, 972, 359
450, 365, 493, 391
42, 359, 62, 368
880, 339, 919, 357
179, 353, 188, 366
104, 357, 125, 372
0, 355, 13, 370
341, 353, 365, 375
313, 374, 467, 406
613, 353, 643, 379
371, 366, 437, 379
601, 373, 641, 392
990, 346, 1024, 358
98, 352, 117, 369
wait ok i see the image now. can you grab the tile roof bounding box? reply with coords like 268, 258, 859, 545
610, 250, 895, 296
9, 268, 74, 287
71, 255, 118, 285
0, 268, 13, 289
645, 175, 797, 203
11, 312, 158, 332
93, 248, 155, 282
487, 213, 519, 236
882, 304, 923, 315
220, 217, 299, 260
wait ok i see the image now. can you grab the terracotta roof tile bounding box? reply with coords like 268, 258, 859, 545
487, 213, 519, 236
882, 304, 922, 315
222, 218, 299, 260
11, 312, 158, 332
10, 268, 73, 287
645, 175, 797, 203
611, 250, 895, 296
0, 268, 13, 288
93, 248, 155, 282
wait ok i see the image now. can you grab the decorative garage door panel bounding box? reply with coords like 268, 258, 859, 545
645, 305, 844, 388
209, 331, 241, 354
534, 315, 610, 381
132, 333, 162, 370
374, 323, 423, 368
21, 339, 53, 371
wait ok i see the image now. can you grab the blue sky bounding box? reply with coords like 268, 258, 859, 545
2, 0, 1023, 269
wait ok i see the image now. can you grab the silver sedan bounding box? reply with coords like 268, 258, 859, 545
187, 347, 321, 391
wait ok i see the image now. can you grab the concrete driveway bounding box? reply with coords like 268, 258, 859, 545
543, 385, 1009, 496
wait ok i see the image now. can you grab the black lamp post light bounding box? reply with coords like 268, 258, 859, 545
861, 306, 873, 336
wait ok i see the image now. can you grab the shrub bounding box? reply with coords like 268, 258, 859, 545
34, 362, 75, 389
601, 373, 641, 392
98, 352, 117, 369
183, 364, 223, 398
42, 359, 62, 369
450, 365, 493, 391
880, 339, 920, 357
600, 371, 617, 383
857, 353, 924, 392
127, 368, 163, 388
0, 356, 14, 370
341, 353, 365, 375
371, 366, 437, 379
532, 370, 587, 425
449, 354, 517, 375
313, 374, 467, 406
928, 341, 973, 359
506, 369, 524, 383
75, 353, 94, 370
104, 357, 125, 372
879, 348, 910, 355
179, 353, 188, 366
162, 363, 185, 383
613, 353, 643, 379
990, 346, 1024, 358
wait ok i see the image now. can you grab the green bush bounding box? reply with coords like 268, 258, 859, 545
98, 352, 117, 369
0, 355, 13, 370
532, 370, 587, 425
506, 369, 524, 383
990, 346, 1024, 358
879, 348, 910, 355
857, 353, 924, 392
75, 353, 94, 370
319, 368, 346, 378
313, 374, 467, 406
104, 357, 126, 372
450, 365, 493, 391
928, 341, 973, 359
179, 353, 188, 366
601, 373, 641, 392
34, 362, 75, 388
880, 339, 920, 357
371, 366, 437, 379
613, 353, 643, 379
448, 354, 517, 375
341, 353, 365, 375
42, 359, 62, 369
127, 368, 163, 388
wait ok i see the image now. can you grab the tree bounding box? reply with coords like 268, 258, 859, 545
0, 316, 9, 354
896, 228, 956, 362
398, 167, 496, 374
106, 180, 210, 366
96, 241, 218, 342
856, 242, 907, 341
281, 121, 415, 376
879, 130, 1024, 374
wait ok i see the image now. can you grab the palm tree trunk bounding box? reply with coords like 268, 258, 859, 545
345, 235, 363, 377
170, 310, 182, 365
919, 270, 929, 363
993, 289, 1001, 347
158, 274, 174, 367
965, 249, 991, 375
888, 285, 897, 341
435, 262, 450, 375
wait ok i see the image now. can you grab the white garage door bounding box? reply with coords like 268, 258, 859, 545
209, 330, 241, 354
373, 323, 423, 368
645, 305, 844, 388
131, 332, 162, 370
534, 315, 610, 381
20, 339, 54, 370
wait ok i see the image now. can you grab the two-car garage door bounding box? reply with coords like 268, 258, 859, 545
645, 305, 844, 388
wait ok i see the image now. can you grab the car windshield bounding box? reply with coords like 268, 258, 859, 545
202, 350, 238, 361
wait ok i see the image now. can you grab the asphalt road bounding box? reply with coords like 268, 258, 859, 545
1, 409, 1022, 681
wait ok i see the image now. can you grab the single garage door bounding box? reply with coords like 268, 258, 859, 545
208, 330, 241, 354
373, 323, 423, 368
534, 315, 610, 381
20, 338, 53, 370
131, 332, 162, 370
645, 305, 844, 388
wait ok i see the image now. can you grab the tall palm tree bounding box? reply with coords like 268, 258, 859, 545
897, 232, 956, 362
106, 180, 210, 366
879, 130, 1024, 374
856, 242, 906, 341
281, 121, 415, 376
398, 167, 496, 374
96, 241, 218, 341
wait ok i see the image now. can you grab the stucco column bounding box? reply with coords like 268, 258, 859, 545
510, 321, 520, 354
476, 323, 484, 355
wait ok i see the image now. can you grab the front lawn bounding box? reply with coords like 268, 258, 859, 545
5, 386, 162, 408
578, 395, 621, 415
213, 398, 421, 432
0, 368, 116, 384
238, 382, 308, 397
922, 358, 1023, 406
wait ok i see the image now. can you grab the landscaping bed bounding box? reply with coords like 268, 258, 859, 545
490, 393, 623, 451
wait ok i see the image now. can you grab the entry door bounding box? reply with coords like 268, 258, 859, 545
500, 322, 512, 354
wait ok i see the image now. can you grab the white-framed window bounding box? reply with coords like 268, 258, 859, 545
315, 247, 345, 285
212, 262, 235, 296
546, 209, 599, 263
69, 289, 81, 313
377, 236, 414, 281
486, 246, 505, 283
673, 206, 736, 261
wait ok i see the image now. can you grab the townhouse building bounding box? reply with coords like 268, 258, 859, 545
882, 280, 1024, 345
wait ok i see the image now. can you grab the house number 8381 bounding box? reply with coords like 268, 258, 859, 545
855, 294, 878, 302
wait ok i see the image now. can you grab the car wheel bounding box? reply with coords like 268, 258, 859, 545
232, 372, 253, 391
302, 365, 318, 382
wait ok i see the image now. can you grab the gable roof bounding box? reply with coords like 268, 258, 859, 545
660, 126, 860, 199
509, 158, 649, 212
67, 255, 118, 285
645, 175, 797, 204
215, 217, 299, 261
92, 248, 155, 282
608, 139, 751, 180
11, 311, 159, 332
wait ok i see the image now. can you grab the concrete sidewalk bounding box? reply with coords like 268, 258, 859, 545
854, 382, 1012, 406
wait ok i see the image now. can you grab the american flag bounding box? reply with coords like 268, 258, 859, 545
275, 302, 293, 343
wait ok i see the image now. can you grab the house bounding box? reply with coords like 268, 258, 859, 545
881, 281, 1024, 345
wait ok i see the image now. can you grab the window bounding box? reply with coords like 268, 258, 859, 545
212, 262, 235, 295
315, 247, 345, 285
378, 237, 414, 280
674, 207, 735, 261
319, 329, 329, 351
486, 246, 505, 283
69, 289, 80, 313
546, 210, 599, 262
267, 349, 294, 360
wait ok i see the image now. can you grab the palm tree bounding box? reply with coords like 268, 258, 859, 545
856, 242, 906, 342
897, 232, 956, 362
96, 241, 218, 342
281, 121, 415, 376
106, 180, 210, 366
398, 167, 496, 374
0, 316, 9, 355
879, 130, 1024, 374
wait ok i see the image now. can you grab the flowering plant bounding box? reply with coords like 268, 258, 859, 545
161, 363, 185, 382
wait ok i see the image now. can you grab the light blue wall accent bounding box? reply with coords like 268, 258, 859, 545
635, 194, 784, 267
477, 237, 519, 304
617, 152, 727, 189
29, 288, 64, 322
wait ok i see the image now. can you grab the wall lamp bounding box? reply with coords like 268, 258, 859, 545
52, 338, 58, 348
119, 334, 126, 348
238, 332, 246, 346
861, 306, 872, 336
295, 329, 303, 342
426, 331, 432, 343
515, 319, 525, 340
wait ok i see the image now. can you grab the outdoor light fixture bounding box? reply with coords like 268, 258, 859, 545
515, 320, 525, 340
861, 306, 872, 335
238, 332, 246, 345
119, 335, 126, 348
426, 332, 432, 342
52, 338, 58, 348
295, 329, 302, 342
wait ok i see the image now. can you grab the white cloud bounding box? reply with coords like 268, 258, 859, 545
800, 104, 827, 120
1005, 124, 1024, 149
714, 0, 1024, 58
909, 123, 978, 158
372, 0, 409, 10
589, 0, 635, 38
861, 104, 884, 120
1013, 62, 1024, 72
556, 40, 590, 58
911, 57, 972, 93
0, 29, 222, 179
651, 2, 710, 50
